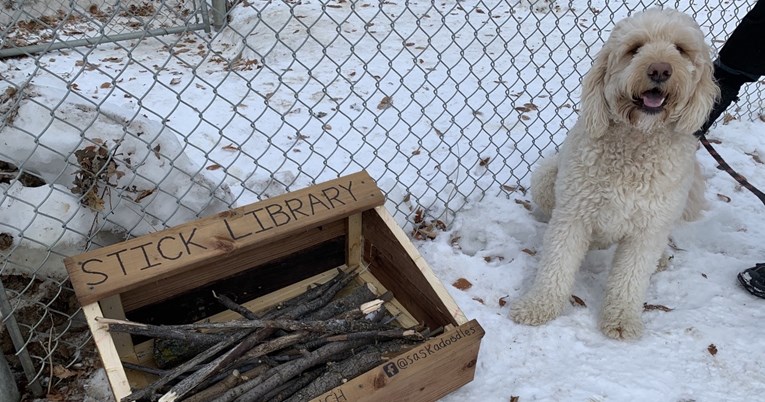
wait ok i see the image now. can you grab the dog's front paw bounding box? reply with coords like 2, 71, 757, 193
599, 309, 644, 340
509, 294, 564, 326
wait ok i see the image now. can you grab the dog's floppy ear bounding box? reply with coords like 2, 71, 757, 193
675, 53, 720, 134
580, 47, 611, 138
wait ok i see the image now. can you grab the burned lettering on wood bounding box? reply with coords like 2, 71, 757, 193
65, 171, 383, 305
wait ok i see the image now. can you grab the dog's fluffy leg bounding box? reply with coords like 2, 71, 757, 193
682, 160, 707, 222
599, 233, 667, 339
529, 154, 559, 222
510, 211, 590, 325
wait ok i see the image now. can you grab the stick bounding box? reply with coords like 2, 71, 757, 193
263, 368, 323, 402
123, 330, 251, 402
211, 339, 371, 402
159, 332, 310, 402
104, 321, 224, 344
283, 341, 406, 402
99, 316, 392, 334
182, 364, 269, 402
213, 291, 260, 320
323, 328, 424, 342
303, 282, 377, 321
261, 268, 350, 320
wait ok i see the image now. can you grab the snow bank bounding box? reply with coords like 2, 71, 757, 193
0, 84, 233, 278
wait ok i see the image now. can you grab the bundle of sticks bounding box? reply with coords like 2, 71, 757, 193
98, 268, 435, 402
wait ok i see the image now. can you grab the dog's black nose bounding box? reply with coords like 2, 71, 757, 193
647, 62, 672, 83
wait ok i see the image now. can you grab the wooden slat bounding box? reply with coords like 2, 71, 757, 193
346, 213, 363, 268
65, 171, 383, 306
311, 320, 484, 402
99, 295, 152, 388
362, 206, 468, 328
82, 302, 132, 399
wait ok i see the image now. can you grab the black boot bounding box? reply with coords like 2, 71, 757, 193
696, 65, 753, 136
738, 263, 765, 299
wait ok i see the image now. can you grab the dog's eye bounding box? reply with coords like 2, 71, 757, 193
675, 44, 687, 55
627, 45, 642, 56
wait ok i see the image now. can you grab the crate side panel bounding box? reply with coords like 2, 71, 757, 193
362, 209, 459, 329
312, 320, 484, 402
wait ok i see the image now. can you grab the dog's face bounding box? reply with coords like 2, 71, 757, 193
581, 9, 719, 136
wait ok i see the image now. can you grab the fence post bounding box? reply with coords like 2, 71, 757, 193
0, 282, 42, 396
1, 351, 20, 402
211, 0, 228, 31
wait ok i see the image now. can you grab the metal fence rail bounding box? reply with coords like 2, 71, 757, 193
0, 0, 222, 58
0, 0, 762, 396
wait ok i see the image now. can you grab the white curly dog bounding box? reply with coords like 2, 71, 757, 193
509, 8, 719, 339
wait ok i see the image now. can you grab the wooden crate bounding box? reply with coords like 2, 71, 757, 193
65, 170, 484, 401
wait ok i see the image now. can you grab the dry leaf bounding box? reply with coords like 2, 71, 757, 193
483, 255, 505, 263
643, 303, 673, 312
515, 103, 538, 113
100, 82, 111, 89
472, 297, 484, 304
510, 396, 520, 402
708, 344, 718, 356
222, 144, 240, 151
499, 295, 509, 307
152, 144, 161, 159
377, 96, 393, 110
514, 199, 533, 211
52, 365, 77, 379
479, 156, 491, 167
570, 295, 587, 307
452, 278, 473, 290
521, 248, 536, 256
717, 193, 731, 203
745, 151, 763, 164
0, 232, 13, 251
413, 208, 424, 224
412, 148, 421, 156
170, 77, 181, 85
722, 113, 735, 124
322, 123, 332, 131
702, 273, 708, 278
206, 164, 222, 171
667, 237, 686, 252
134, 189, 155, 203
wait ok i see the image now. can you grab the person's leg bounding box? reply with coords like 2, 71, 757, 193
699, 2, 765, 299
697, 0, 765, 135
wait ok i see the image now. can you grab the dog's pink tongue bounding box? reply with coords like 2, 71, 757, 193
642, 93, 665, 108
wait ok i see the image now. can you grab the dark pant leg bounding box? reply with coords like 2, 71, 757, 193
718, 0, 765, 77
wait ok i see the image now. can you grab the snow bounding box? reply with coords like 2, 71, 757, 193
2, 0, 765, 401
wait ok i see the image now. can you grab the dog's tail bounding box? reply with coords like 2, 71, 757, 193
530, 155, 559, 222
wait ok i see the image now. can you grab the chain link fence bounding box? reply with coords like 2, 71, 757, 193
0, 0, 761, 397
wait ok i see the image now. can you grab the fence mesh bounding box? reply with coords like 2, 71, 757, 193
0, 0, 762, 396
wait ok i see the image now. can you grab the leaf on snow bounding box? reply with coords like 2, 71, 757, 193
570, 295, 587, 307
134, 189, 155, 203
643, 303, 673, 312
452, 278, 473, 291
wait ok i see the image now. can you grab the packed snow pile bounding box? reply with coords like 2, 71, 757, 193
0, 84, 233, 278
